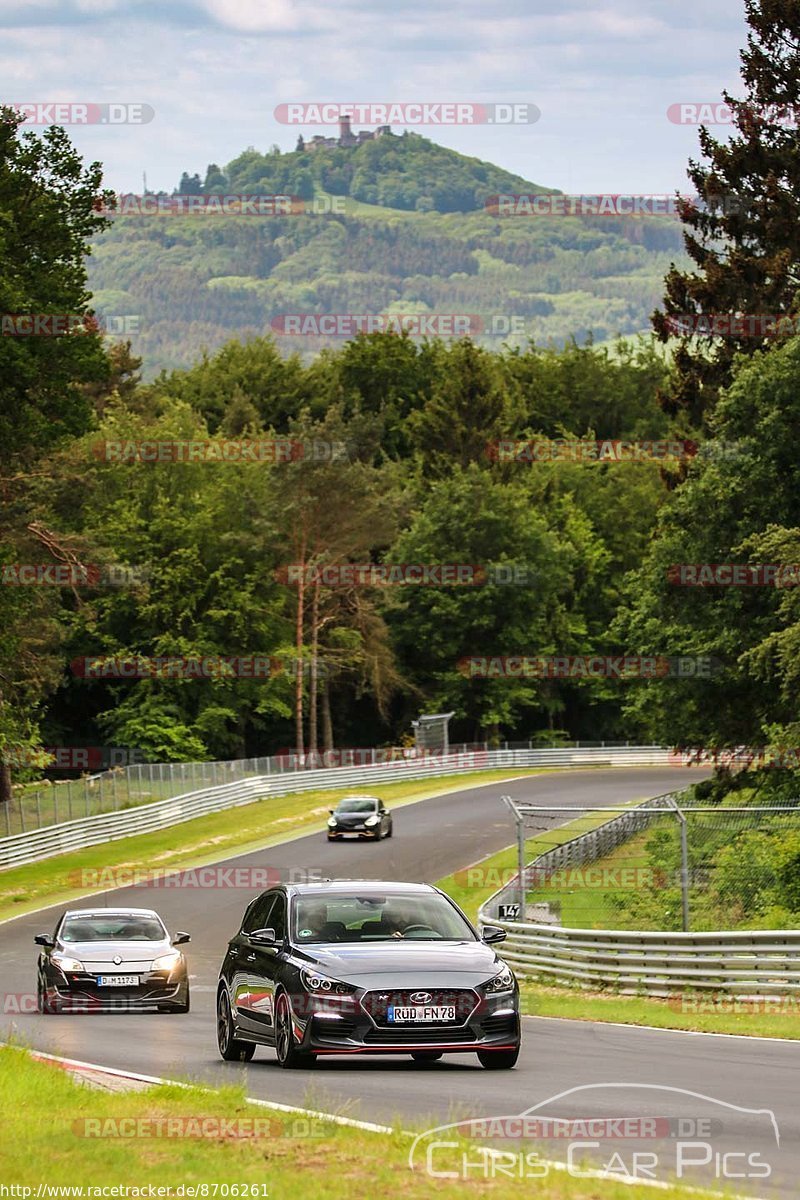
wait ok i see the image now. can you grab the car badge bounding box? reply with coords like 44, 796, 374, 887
409, 991, 432, 1004
113, 955, 122, 965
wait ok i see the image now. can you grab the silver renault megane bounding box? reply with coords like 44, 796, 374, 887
35, 907, 191, 1013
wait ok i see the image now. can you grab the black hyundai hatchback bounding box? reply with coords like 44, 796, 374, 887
216, 881, 520, 1069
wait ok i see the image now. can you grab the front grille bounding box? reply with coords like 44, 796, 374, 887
363, 989, 478, 1028
363, 1025, 477, 1045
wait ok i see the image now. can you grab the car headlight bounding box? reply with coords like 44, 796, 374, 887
300, 969, 356, 996
152, 951, 182, 972
51, 953, 85, 972
483, 965, 515, 995
327, 817, 338, 827
364, 814, 380, 826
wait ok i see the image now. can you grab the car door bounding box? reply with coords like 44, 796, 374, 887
378, 802, 389, 836
229, 893, 274, 1034
237, 892, 287, 1039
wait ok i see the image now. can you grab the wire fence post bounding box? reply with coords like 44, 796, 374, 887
665, 795, 690, 932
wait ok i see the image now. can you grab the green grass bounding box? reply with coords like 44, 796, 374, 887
0, 768, 545, 924
5, 764, 267, 838
519, 982, 800, 1039
0, 1045, 717, 1198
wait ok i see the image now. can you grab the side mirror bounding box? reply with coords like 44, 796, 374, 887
172, 932, 191, 945
481, 925, 507, 945
328, 809, 335, 815
34, 934, 55, 948
249, 927, 278, 947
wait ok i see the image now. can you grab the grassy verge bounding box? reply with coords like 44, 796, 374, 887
518, 982, 800, 1039
0, 768, 544, 924
436, 805, 800, 1040
0, 1045, 714, 1199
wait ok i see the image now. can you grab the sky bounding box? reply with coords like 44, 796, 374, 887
1, 0, 751, 196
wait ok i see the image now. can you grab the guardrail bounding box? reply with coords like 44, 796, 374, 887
0, 745, 672, 870
478, 791, 800, 997
488, 922, 800, 997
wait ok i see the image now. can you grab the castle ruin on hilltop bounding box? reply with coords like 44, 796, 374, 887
299, 116, 391, 152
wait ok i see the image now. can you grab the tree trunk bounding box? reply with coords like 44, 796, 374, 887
294, 538, 306, 757
308, 577, 320, 756
0, 763, 11, 807
321, 679, 334, 753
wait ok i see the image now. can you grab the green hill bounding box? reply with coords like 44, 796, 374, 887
87, 132, 688, 376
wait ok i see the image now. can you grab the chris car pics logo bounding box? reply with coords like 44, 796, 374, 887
409, 1084, 779, 1184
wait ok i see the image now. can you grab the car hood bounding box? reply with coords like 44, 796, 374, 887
296, 940, 503, 985
56, 939, 172, 965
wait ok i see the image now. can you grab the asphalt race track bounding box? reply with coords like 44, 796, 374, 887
2, 766, 797, 1197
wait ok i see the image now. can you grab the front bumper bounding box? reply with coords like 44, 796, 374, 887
44, 969, 188, 1012
327, 828, 380, 839
287, 986, 520, 1055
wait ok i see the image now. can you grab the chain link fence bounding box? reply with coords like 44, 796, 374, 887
2, 740, 650, 838
489, 790, 800, 933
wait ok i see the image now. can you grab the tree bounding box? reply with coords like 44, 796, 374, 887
614, 334, 800, 748
0, 107, 111, 804
654, 1, 800, 428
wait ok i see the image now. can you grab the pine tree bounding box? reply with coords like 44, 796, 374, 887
654, 0, 800, 429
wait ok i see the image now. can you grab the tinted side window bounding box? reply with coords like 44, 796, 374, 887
242, 893, 275, 934
268, 895, 287, 941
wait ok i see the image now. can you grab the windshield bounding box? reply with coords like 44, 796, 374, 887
61, 915, 167, 942
335, 799, 378, 813
293, 893, 476, 944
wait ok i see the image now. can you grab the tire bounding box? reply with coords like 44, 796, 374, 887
411, 1051, 442, 1063
477, 1046, 520, 1070
217, 989, 256, 1061
275, 992, 315, 1069
385, 821, 393, 838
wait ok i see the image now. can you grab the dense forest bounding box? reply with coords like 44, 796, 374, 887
5, 0, 800, 799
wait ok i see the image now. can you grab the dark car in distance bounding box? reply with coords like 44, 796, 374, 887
327, 795, 392, 841
216, 881, 520, 1069
35, 907, 191, 1013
